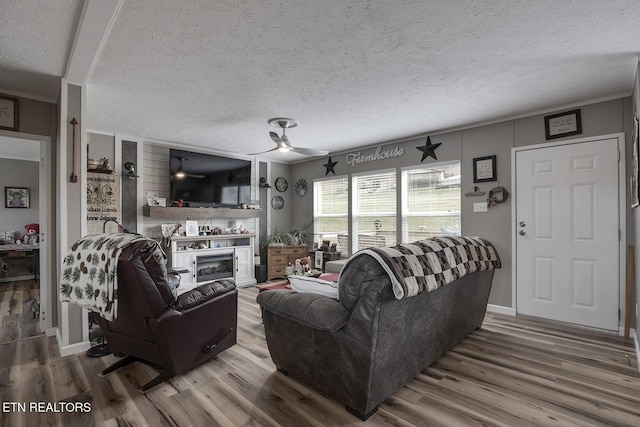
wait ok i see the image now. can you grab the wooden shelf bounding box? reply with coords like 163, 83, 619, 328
144, 206, 262, 220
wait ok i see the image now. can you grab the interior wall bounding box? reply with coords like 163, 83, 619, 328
88, 132, 115, 165
291, 97, 630, 309
0, 158, 39, 233
632, 62, 640, 340
266, 161, 292, 236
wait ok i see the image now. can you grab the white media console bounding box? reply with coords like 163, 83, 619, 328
169, 234, 256, 292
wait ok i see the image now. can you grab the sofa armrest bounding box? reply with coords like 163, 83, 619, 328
257, 291, 349, 332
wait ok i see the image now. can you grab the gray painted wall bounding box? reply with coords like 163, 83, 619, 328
0, 158, 39, 233
88, 133, 115, 165
632, 64, 640, 339
290, 97, 631, 309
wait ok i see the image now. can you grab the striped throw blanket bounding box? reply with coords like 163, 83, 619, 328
59, 233, 156, 321
344, 236, 501, 299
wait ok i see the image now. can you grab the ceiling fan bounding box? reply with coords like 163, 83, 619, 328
171, 157, 205, 179
249, 118, 329, 157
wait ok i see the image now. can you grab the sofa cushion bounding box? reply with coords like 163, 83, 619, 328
257, 291, 349, 332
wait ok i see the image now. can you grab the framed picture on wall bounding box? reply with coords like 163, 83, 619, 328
0, 94, 19, 131
473, 155, 497, 183
5, 187, 29, 208
544, 109, 582, 140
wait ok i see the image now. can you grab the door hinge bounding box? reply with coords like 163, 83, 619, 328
618, 309, 621, 321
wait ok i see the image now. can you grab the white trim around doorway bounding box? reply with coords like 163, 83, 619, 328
510, 133, 626, 333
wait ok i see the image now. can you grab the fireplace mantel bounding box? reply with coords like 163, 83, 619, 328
144, 206, 261, 220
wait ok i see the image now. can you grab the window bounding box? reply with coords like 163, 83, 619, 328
352, 170, 397, 251
314, 176, 349, 253
401, 161, 461, 243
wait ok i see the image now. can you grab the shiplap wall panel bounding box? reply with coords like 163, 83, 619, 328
141, 143, 258, 243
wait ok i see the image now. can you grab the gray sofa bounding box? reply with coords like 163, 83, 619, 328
257, 253, 496, 420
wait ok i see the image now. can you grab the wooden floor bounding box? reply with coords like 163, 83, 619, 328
0, 279, 40, 344
1, 286, 639, 426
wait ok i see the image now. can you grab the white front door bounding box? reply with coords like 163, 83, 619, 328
515, 137, 620, 331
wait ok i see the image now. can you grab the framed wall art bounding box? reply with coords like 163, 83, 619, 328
544, 109, 582, 140
0, 95, 19, 131
473, 155, 497, 183
5, 187, 29, 208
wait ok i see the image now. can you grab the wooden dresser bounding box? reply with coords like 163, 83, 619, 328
267, 244, 308, 280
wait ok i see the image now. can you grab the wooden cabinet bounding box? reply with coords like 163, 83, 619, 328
267, 244, 308, 280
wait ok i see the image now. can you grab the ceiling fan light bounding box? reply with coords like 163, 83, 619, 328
175, 169, 186, 178
278, 146, 290, 153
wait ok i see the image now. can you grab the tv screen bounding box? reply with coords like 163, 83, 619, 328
170, 149, 252, 207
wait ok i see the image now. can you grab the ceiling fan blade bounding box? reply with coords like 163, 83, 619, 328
187, 173, 205, 179
289, 146, 330, 156
248, 146, 280, 156
269, 132, 282, 144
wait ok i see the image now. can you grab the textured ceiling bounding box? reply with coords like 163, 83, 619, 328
2, 1, 640, 161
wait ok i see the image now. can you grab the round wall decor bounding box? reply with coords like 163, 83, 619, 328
275, 177, 288, 192
295, 178, 308, 196
271, 195, 284, 209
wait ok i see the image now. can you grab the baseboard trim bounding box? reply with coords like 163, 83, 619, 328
486, 304, 516, 316
56, 329, 91, 357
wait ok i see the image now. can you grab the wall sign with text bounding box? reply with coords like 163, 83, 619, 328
544, 109, 582, 140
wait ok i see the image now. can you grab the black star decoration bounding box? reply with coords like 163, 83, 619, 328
323, 156, 338, 176
417, 136, 442, 162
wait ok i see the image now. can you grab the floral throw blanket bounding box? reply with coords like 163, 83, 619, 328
59, 233, 154, 321
346, 236, 501, 299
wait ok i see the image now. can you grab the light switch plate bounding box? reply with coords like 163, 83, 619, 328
473, 202, 488, 212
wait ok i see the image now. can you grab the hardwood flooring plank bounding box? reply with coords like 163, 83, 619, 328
1, 286, 639, 426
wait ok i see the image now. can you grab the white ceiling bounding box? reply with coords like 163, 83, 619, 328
1, 1, 640, 162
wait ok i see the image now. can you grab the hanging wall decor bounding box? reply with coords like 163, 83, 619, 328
295, 178, 308, 196
416, 136, 442, 162
0, 94, 18, 131
5, 187, 29, 208
323, 157, 338, 175
473, 155, 497, 183
544, 109, 582, 140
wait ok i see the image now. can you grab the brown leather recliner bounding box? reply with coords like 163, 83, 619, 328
95, 239, 237, 391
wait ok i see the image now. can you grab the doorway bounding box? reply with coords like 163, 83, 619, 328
513, 134, 624, 332
0, 134, 51, 341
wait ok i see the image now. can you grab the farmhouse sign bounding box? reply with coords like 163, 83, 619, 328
346, 146, 404, 166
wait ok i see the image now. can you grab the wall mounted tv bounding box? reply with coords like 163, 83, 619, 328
169, 149, 252, 208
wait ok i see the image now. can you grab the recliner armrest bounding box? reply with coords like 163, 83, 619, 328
175, 279, 236, 310
257, 291, 349, 332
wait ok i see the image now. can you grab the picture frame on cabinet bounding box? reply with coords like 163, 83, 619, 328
185, 220, 199, 236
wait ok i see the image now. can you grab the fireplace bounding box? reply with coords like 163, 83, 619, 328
196, 252, 233, 283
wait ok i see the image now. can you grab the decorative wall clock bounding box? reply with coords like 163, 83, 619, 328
295, 179, 308, 196
271, 195, 284, 209
275, 177, 288, 192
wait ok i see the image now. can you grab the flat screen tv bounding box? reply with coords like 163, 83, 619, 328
169, 149, 252, 207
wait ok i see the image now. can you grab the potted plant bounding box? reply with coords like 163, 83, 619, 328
259, 227, 294, 248
289, 219, 314, 246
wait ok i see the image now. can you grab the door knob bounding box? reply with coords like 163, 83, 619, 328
519, 222, 526, 227
519, 230, 526, 236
